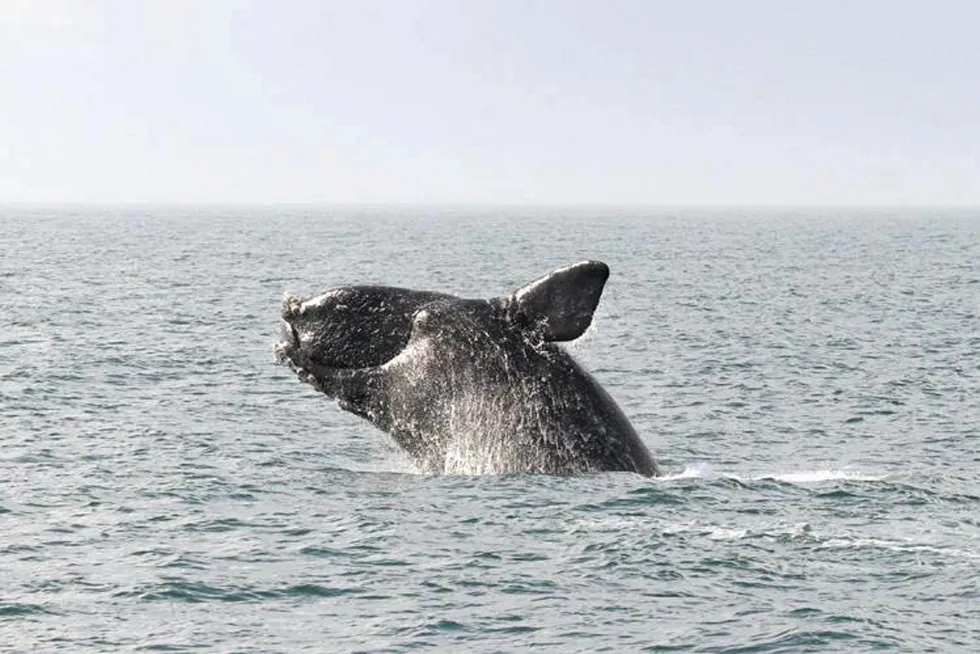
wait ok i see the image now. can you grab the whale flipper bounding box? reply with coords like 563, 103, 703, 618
507, 260, 610, 342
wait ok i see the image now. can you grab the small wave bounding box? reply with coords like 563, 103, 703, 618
658, 521, 811, 541
659, 465, 893, 485
759, 469, 894, 484
116, 580, 363, 603
709, 628, 868, 651
818, 537, 980, 560
0, 602, 57, 616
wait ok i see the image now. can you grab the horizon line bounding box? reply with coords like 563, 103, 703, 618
2, 201, 978, 210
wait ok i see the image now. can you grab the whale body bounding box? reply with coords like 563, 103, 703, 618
275, 261, 658, 477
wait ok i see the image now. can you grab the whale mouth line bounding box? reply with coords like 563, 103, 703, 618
275, 321, 301, 365
279, 320, 299, 347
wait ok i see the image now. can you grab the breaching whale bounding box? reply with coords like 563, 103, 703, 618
275, 261, 658, 477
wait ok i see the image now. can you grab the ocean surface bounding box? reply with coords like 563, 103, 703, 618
1, 206, 978, 653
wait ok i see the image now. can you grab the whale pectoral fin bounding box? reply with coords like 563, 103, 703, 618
508, 260, 610, 342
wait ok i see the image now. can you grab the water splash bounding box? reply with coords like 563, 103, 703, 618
662, 462, 718, 480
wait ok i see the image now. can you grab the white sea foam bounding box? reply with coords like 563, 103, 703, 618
658, 464, 894, 485
819, 537, 980, 561
659, 462, 718, 480
759, 469, 893, 484
706, 527, 748, 540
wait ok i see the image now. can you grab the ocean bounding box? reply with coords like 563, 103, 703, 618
1, 206, 978, 652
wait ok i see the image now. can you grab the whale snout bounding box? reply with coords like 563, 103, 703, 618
277, 295, 304, 364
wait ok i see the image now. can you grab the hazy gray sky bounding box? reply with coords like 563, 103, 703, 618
2, 0, 978, 205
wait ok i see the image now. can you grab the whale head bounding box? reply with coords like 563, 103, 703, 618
277, 286, 450, 371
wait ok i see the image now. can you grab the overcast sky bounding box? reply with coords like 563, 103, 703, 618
2, 0, 978, 205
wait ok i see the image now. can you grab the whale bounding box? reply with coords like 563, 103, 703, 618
275, 261, 658, 477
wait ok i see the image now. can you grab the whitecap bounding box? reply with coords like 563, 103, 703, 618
760, 469, 893, 484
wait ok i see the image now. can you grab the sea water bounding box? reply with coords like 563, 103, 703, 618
1, 206, 978, 652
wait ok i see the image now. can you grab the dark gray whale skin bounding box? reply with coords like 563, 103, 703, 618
276, 261, 658, 477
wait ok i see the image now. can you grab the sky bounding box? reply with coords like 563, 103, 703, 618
2, 0, 978, 205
